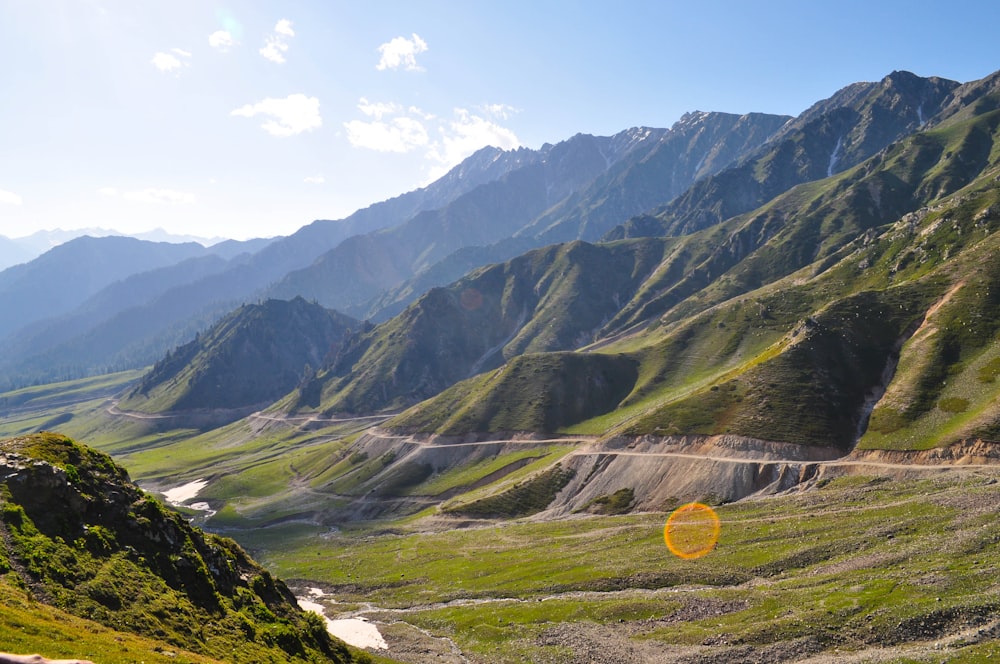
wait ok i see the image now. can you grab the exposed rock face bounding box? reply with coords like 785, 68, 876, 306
0, 433, 354, 664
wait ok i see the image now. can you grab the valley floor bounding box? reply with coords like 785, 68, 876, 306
5, 380, 1000, 662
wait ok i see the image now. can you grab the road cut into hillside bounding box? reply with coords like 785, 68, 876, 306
343, 429, 1000, 522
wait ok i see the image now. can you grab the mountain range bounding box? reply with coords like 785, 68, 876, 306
5, 68, 1000, 457
0, 227, 236, 272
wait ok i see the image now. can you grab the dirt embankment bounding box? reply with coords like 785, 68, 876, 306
310, 430, 1000, 524
846, 438, 1000, 466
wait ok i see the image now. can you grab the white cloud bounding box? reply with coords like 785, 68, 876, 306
344, 116, 429, 153
260, 19, 294, 63
99, 187, 195, 204
231, 94, 322, 137
480, 103, 519, 121
422, 109, 521, 182
151, 48, 191, 73
0, 189, 23, 205
209, 30, 236, 52
304, 175, 325, 184
376, 33, 428, 71
429, 108, 520, 168
123, 189, 196, 204
357, 97, 402, 120
343, 100, 519, 177
260, 38, 287, 63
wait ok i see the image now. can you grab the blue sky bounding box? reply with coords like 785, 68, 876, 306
1, 0, 998, 241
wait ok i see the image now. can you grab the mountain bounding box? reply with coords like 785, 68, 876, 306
607, 70, 960, 240
121, 297, 357, 418
0, 236, 212, 341
0, 237, 276, 390
361, 111, 792, 321
254, 68, 1000, 458
0, 234, 36, 271
0, 432, 357, 663
516, 111, 792, 244
268, 114, 791, 320
387, 78, 1000, 452
0, 228, 249, 271
0, 148, 548, 393
265, 128, 665, 313
287, 240, 670, 414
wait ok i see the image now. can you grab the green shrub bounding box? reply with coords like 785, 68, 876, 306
978, 357, 1000, 383
938, 397, 970, 413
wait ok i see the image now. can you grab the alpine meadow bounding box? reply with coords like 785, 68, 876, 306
6, 8, 1000, 662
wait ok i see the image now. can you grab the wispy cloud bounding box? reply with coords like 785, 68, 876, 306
376, 33, 428, 71
344, 116, 430, 153
151, 48, 191, 73
425, 108, 520, 180
344, 99, 520, 177
480, 103, 519, 121
0, 189, 23, 205
99, 187, 195, 204
304, 175, 325, 184
260, 19, 294, 63
357, 98, 403, 120
231, 94, 321, 137
209, 30, 236, 52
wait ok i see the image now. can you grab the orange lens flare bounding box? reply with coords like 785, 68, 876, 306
664, 502, 720, 560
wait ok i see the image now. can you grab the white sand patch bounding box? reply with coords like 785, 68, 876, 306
188, 501, 217, 519
162, 479, 208, 505
297, 595, 388, 650
327, 618, 387, 650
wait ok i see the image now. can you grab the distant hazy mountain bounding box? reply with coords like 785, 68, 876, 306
0, 235, 35, 272
0, 236, 211, 341
0, 227, 234, 270
0, 235, 274, 388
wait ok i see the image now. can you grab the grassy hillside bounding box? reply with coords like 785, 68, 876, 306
253, 471, 1000, 663
286, 240, 668, 416
121, 298, 357, 416
0, 432, 362, 664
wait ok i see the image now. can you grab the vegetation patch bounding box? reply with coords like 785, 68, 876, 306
444, 464, 576, 518
579, 487, 635, 515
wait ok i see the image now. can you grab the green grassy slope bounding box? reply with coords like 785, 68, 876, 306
255, 472, 1000, 663
0, 433, 361, 664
